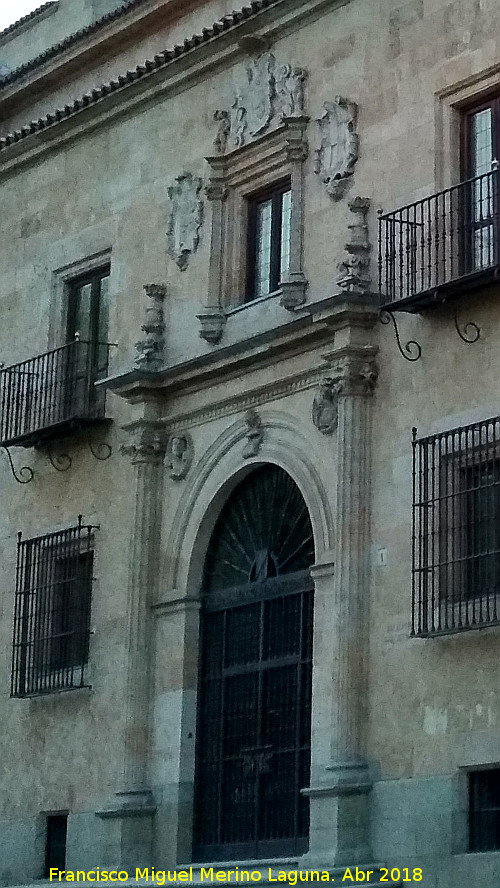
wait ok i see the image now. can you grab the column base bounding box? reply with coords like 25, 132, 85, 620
302, 762, 373, 867
97, 790, 155, 869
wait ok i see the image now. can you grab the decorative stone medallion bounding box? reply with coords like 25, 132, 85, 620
314, 97, 359, 199
166, 433, 194, 480
167, 173, 204, 271
312, 379, 339, 435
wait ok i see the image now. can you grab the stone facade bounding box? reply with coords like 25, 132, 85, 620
0, 1, 500, 887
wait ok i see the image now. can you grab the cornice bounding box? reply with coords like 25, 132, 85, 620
104, 293, 379, 406
0, 0, 348, 170
0, 2, 57, 46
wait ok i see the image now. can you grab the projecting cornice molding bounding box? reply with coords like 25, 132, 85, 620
102, 293, 379, 411
0, 0, 350, 173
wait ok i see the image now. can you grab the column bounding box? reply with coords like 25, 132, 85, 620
98, 419, 166, 868
303, 345, 378, 869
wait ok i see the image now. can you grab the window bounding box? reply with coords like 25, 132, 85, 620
66, 266, 110, 383
469, 769, 500, 852
246, 182, 291, 301
463, 97, 500, 271
44, 814, 68, 877
412, 418, 500, 636
11, 519, 96, 697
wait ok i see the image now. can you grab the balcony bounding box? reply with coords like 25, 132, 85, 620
0, 339, 112, 449
379, 168, 500, 312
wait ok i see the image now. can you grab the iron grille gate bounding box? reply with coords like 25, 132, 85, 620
193, 466, 314, 861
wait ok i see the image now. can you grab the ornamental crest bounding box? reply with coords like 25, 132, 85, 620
314, 97, 359, 200
167, 173, 204, 271
214, 53, 307, 152
312, 379, 339, 435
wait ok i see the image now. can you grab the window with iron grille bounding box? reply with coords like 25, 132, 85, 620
412, 418, 500, 636
11, 518, 96, 697
469, 769, 500, 852
246, 181, 292, 302
44, 814, 68, 877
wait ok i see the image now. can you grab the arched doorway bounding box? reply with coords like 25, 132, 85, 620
193, 465, 315, 861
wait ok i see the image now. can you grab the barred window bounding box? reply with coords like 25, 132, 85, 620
412, 418, 500, 636
469, 769, 500, 852
11, 518, 96, 698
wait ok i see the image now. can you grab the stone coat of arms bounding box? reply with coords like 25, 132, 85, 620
314, 97, 359, 199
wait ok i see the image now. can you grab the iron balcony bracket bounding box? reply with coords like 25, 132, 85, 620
1, 446, 34, 484
48, 449, 72, 472
454, 304, 480, 344
87, 435, 112, 462
379, 309, 422, 362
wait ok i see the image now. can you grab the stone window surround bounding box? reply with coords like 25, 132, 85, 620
199, 115, 309, 344
49, 247, 112, 350
436, 64, 500, 190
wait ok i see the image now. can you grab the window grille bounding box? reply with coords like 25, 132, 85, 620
11, 518, 96, 697
469, 769, 500, 852
412, 418, 500, 636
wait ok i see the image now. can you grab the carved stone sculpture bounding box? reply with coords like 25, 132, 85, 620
314, 97, 359, 199
167, 173, 204, 270
213, 110, 231, 154
312, 379, 339, 435
275, 63, 307, 119
166, 433, 194, 481
214, 53, 308, 152
134, 283, 167, 370
337, 197, 372, 295
243, 410, 264, 459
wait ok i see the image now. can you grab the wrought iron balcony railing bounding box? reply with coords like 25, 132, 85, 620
0, 339, 111, 449
379, 168, 500, 311
412, 417, 500, 637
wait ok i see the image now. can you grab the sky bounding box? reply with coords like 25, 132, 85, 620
0, 0, 46, 32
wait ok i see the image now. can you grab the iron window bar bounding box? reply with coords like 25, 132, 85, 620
379, 166, 500, 312
0, 338, 113, 450
11, 516, 98, 698
412, 417, 500, 638
469, 769, 500, 853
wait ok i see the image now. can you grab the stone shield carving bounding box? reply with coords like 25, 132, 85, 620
214, 53, 307, 152
312, 380, 339, 435
314, 97, 359, 199
167, 173, 204, 271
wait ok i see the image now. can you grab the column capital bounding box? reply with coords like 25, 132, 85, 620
121, 420, 167, 465
326, 349, 378, 398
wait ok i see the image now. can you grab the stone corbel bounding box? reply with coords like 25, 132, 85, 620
280, 115, 309, 311
197, 177, 228, 344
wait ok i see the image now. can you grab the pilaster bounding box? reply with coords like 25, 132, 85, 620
98, 418, 166, 868
280, 115, 309, 310
303, 301, 378, 869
